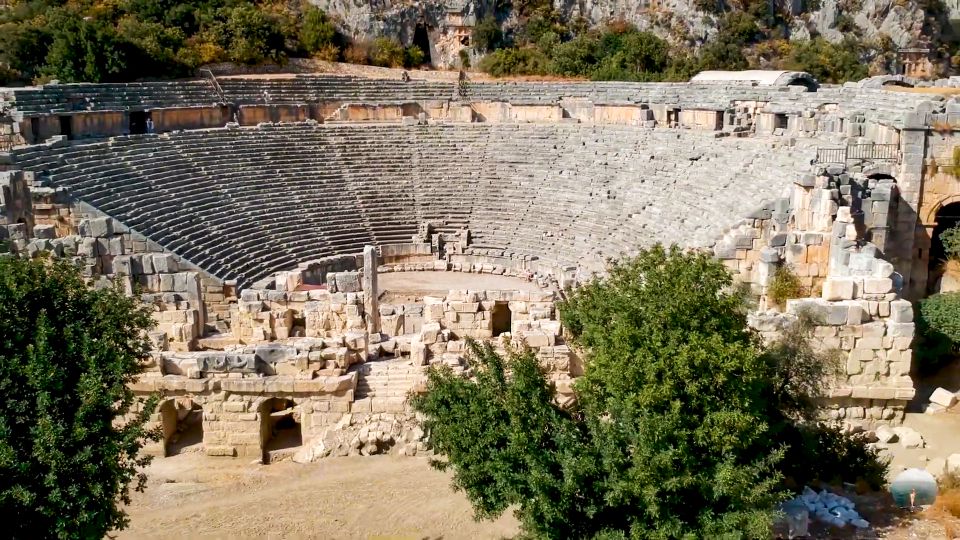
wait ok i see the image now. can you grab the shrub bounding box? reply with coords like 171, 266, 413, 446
344, 41, 371, 64
313, 43, 340, 62
780, 423, 888, 490
768, 265, 805, 308
404, 45, 425, 68
458, 48, 471, 69
916, 292, 960, 374
941, 223, 960, 260
479, 47, 550, 76
369, 37, 406, 67
472, 15, 503, 52
299, 6, 337, 55
0, 256, 160, 537
782, 37, 868, 83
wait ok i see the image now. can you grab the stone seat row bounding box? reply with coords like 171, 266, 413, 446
12, 122, 816, 285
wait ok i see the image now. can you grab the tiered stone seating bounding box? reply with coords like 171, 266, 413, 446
218, 75, 454, 104
4, 81, 221, 113
12, 123, 818, 285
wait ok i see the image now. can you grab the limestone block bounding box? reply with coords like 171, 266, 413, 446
419, 322, 440, 345
846, 303, 866, 325
886, 322, 914, 338
863, 277, 893, 295
424, 303, 444, 321
873, 260, 894, 278
451, 302, 479, 313
80, 217, 112, 238
334, 272, 361, 293
205, 446, 237, 457
823, 278, 855, 301
929, 387, 957, 408
33, 224, 55, 239
890, 300, 913, 323
152, 254, 178, 273
411, 340, 427, 366
892, 427, 924, 449
875, 425, 898, 443
519, 331, 555, 348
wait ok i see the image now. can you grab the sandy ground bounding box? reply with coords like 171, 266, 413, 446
118, 453, 518, 539
117, 450, 958, 540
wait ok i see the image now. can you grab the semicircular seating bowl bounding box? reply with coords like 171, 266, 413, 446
10, 123, 817, 287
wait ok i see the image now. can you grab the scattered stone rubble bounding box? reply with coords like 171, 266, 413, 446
784, 487, 870, 531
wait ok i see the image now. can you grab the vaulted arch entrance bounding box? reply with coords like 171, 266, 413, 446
928, 201, 960, 294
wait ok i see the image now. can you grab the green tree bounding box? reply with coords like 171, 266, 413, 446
917, 292, 960, 374
0, 256, 159, 538
42, 11, 134, 83
940, 223, 960, 260
473, 15, 504, 53
299, 5, 337, 55
416, 245, 884, 538
479, 47, 550, 76
783, 37, 867, 83
369, 37, 406, 67
221, 5, 287, 64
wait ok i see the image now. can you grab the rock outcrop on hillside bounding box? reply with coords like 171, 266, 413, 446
310, 0, 954, 69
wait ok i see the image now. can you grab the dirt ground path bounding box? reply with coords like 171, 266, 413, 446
118, 454, 518, 539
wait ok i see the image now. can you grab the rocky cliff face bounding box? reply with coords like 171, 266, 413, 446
309, 0, 954, 69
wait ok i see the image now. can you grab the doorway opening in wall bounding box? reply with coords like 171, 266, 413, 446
159, 398, 204, 456
29, 117, 40, 143
929, 201, 960, 294
58, 115, 72, 139
774, 114, 788, 130
260, 398, 302, 464
129, 110, 146, 134
413, 24, 433, 67
491, 301, 511, 337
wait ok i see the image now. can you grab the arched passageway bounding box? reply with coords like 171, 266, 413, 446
259, 398, 302, 463
928, 201, 960, 294
158, 398, 204, 456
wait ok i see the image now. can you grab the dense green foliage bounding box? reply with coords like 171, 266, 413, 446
415, 246, 886, 538
940, 224, 960, 261
0, 0, 929, 84
768, 265, 805, 308
0, 1, 430, 83
475, 0, 902, 82
917, 292, 960, 374
0, 256, 159, 538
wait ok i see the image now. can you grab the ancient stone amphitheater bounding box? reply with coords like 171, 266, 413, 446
1, 71, 956, 462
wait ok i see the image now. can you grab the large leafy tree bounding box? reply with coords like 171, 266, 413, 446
0, 256, 159, 539
415, 245, 883, 539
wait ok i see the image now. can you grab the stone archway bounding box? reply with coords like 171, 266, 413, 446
928, 200, 960, 294
157, 398, 204, 456
259, 397, 302, 464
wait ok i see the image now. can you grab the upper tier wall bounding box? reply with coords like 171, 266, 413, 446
2, 75, 944, 130
8, 123, 817, 287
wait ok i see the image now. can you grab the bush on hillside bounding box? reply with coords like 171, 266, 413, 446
479, 47, 551, 76
299, 5, 338, 58
473, 16, 504, 52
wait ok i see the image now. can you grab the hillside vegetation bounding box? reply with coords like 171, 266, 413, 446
0, 0, 955, 84
0, 0, 423, 84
